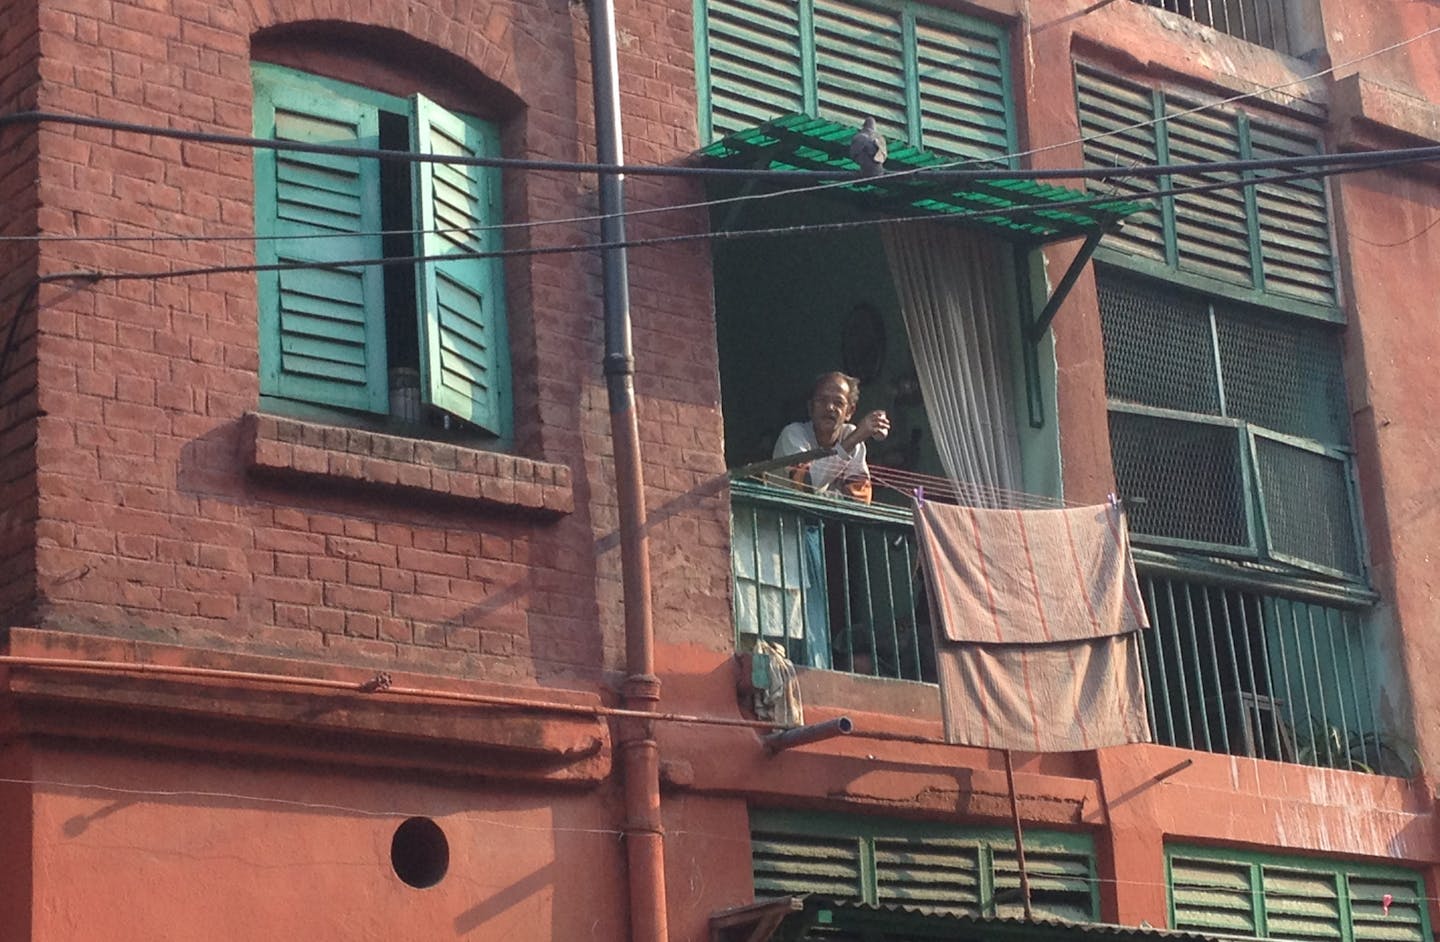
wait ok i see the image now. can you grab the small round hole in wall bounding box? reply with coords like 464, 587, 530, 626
391, 816, 449, 888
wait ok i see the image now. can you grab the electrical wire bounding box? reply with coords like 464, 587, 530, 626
2, 21, 1439, 252
24, 149, 1434, 293
1, 141, 1433, 251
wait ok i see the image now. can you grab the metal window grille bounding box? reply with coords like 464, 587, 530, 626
1132, 0, 1293, 54
1136, 569, 1393, 772
1098, 269, 1360, 576
731, 482, 932, 681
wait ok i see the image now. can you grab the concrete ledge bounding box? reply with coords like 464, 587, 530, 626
1333, 73, 1440, 149
241, 412, 574, 518
0, 628, 610, 787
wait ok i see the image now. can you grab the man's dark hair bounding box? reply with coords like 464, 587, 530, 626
810, 371, 860, 409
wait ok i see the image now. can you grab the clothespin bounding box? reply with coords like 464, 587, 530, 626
915, 486, 925, 507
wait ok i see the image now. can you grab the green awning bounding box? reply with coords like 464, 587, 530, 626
711, 897, 1244, 942
694, 114, 1144, 243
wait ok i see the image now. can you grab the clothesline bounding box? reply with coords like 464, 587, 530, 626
737, 460, 1078, 512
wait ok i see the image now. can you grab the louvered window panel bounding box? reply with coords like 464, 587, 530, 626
1349, 875, 1428, 942
700, 0, 1013, 162
1171, 857, 1259, 936
814, 1, 907, 136
414, 96, 506, 436
915, 20, 1011, 162
1265, 868, 1345, 942
254, 70, 388, 414
253, 65, 511, 437
1169, 850, 1430, 942
752, 830, 866, 898
1075, 66, 1338, 309
704, 0, 805, 139
1075, 67, 1166, 260
993, 846, 1099, 921
752, 812, 1098, 919
1250, 121, 1336, 305
1166, 103, 1253, 285
873, 836, 982, 912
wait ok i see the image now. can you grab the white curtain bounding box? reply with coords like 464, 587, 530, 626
881, 223, 1023, 503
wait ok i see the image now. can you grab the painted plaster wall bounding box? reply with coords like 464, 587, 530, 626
25, 748, 627, 941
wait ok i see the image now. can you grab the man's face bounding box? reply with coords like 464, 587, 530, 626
809, 377, 857, 447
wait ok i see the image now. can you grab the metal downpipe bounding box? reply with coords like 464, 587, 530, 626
587, 0, 667, 939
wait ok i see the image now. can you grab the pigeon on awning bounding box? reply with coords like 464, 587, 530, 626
849, 117, 887, 177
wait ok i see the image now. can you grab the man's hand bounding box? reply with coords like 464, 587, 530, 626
842, 410, 890, 450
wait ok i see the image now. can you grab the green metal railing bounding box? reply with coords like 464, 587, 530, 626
731, 480, 932, 682
1133, 562, 1394, 773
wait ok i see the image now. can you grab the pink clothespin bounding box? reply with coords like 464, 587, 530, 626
1382, 894, 1393, 916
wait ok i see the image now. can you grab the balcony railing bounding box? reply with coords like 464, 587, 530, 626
730, 482, 1395, 771
1133, 0, 1293, 54
731, 480, 932, 682
1133, 560, 1395, 772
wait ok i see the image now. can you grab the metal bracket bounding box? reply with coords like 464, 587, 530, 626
1024, 225, 1108, 345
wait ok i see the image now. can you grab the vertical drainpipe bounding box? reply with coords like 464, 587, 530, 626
587, 0, 668, 940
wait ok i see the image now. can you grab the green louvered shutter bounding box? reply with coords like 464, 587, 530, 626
751, 828, 866, 898
873, 835, 983, 912
993, 845, 1099, 921
1166, 101, 1255, 287
813, 0, 907, 138
1349, 874, 1428, 942
1171, 856, 1261, 936
1249, 121, 1337, 305
412, 96, 509, 438
1264, 867, 1345, 942
914, 16, 1013, 163
253, 68, 388, 413
703, 0, 805, 139
1170, 849, 1431, 942
1075, 66, 1166, 261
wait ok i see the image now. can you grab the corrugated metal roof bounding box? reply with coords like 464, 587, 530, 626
693, 114, 1143, 243
711, 896, 1247, 942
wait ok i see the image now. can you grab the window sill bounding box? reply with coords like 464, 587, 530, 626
242, 412, 573, 518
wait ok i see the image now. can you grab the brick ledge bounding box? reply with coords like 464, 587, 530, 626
241, 412, 574, 517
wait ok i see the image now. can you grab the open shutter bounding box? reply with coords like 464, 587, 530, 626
411, 96, 509, 437
253, 68, 388, 412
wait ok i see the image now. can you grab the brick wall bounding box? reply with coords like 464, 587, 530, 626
20, 0, 735, 683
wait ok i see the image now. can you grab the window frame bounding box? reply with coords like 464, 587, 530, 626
1098, 266, 1365, 582
1167, 844, 1431, 942
695, 0, 1017, 164
1074, 63, 1342, 320
250, 62, 511, 443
